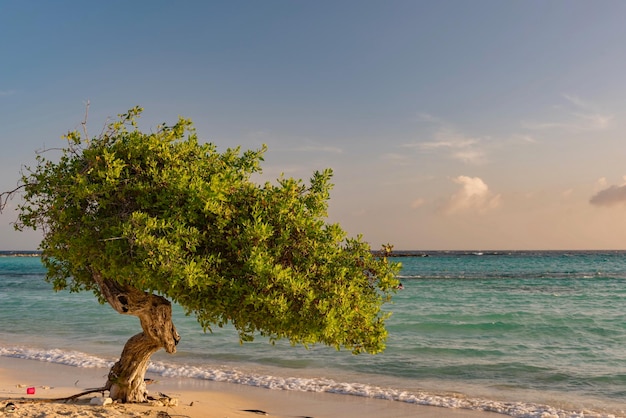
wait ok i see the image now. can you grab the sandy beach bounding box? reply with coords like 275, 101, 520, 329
0, 356, 506, 418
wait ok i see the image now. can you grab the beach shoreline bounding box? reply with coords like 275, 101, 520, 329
0, 356, 505, 417
2, 253, 625, 418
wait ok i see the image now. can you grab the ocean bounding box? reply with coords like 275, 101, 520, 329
0, 250, 625, 417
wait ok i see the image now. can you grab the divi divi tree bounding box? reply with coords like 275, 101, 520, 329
1, 107, 400, 402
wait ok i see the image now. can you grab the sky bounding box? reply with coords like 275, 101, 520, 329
2, 1, 626, 251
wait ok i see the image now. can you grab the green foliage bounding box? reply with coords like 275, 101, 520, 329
16, 107, 401, 354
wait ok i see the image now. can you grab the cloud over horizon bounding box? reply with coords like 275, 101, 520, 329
295, 144, 343, 154
523, 94, 613, 132
441, 176, 502, 214
408, 128, 487, 165
590, 184, 626, 207
411, 198, 426, 209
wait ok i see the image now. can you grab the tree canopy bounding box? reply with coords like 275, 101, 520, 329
13, 107, 400, 354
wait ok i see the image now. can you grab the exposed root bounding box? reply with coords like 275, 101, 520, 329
9, 386, 178, 407
10, 386, 108, 404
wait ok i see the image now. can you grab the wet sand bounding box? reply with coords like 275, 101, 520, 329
0, 356, 505, 417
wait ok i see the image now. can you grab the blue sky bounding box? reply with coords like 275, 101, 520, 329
2, 1, 626, 250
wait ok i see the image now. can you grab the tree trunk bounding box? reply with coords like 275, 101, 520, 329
93, 273, 180, 403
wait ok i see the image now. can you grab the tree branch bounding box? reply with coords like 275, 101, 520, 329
0, 184, 26, 213
81, 100, 90, 139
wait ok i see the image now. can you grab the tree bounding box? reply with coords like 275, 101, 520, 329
0, 107, 400, 403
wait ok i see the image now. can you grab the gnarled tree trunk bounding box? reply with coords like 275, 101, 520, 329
93, 273, 180, 402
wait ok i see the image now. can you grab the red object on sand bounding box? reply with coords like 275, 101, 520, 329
26, 387, 35, 395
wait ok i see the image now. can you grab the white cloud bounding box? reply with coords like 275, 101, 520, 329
522, 121, 572, 131
409, 113, 536, 167
510, 134, 538, 144
523, 94, 613, 132
441, 176, 501, 214
423, 128, 480, 149
411, 198, 425, 209
381, 153, 412, 165
573, 112, 612, 130
562, 94, 588, 108
406, 127, 486, 165
295, 145, 343, 154
0, 90, 15, 96
416, 112, 444, 123
452, 149, 486, 165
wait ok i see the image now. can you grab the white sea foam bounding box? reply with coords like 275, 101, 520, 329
0, 346, 620, 418
0, 346, 113, 369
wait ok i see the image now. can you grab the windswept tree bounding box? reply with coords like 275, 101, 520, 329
0, 107, 400, 402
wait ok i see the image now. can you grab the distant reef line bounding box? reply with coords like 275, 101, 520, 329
0, 250, 42, 257
2, 249, 624, 258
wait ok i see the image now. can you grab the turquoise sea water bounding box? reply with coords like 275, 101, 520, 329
0, 251, 625, 417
